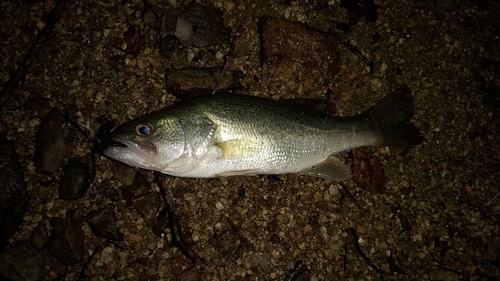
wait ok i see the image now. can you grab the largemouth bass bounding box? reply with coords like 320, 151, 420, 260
103, 87, 423, 180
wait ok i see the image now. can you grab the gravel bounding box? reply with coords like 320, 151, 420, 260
1, 0, 499, 280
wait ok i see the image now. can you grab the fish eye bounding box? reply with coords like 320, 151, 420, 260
135, 122, 154, 136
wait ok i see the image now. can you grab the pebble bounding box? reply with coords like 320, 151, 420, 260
428, 268, 459, 281
128, 233, 143, 243
159, 4, 231, 55
30, 223, 51, 250
100, 245, 115, 264
131, 192, 161, 226
111, 161, 137, 186
86, 205, 123, 241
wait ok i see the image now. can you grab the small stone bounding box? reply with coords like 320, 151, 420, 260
124, 176, 152, 197
111, 161, 136, 186
131, 192, 161, 226
171, 256, 185, 275
178, 268, 201, 281
250, 252, 271, 269
328, 185, 339, 196
86, 205, 123, 241
128, 233, 143, 243
99, 245, 115, 264
123, 24, 142, 56
428, 269, 459, 281
223, 1, 235, 13
370, 78, 382, 88
211, 227, 244, 260
379, 62, 387, 74
136, 57, 149, 69
160, 4, 231, 55
30, 223, 51, 250
377, 241, 388, 250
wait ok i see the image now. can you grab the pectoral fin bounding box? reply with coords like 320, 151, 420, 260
299, 156, 351, 181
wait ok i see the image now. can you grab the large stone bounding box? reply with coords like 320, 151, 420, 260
0, 243, 45, 281
260, 18, 341, 95
48, 218, 84, 265
58, 158, 90, 200
34, 109, 66, 174
0, 135, 30, 248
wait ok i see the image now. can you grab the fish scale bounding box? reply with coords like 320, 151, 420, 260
104, 87, 423, 180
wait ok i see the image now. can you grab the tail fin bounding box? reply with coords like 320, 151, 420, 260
363, 86, 424, 146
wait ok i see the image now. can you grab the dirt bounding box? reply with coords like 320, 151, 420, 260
1, 0, 499, 280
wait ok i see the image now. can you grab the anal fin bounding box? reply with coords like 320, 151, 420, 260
299, 156, 350, 181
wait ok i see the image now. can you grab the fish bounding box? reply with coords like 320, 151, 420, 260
103, 86, 423, 180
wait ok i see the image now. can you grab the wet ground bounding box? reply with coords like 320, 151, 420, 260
1, 0, 499, 280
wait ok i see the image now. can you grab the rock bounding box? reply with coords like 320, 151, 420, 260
48, 218, 84, 265
30, 223, 51, 250
111, 160, 136, 186
171, 256, 186, 276
352, 148, 386, 193
122, 176, 161, 226
260, 17, 340, 95
86, 205, 123, 241
34, 109, 66, 174
428, 268, 459, 281
131, 192, 161, 226
0, 135, 30, 248
178, 268, 201, 281
102, 183, 121, 202
123, 176, 152, 198
0, 243, 45, 281
58, 158, 90, 200
123, 24, 142, 56
249, 252, 271, 269
160, 4, 231, 55
211, 227, 244, 260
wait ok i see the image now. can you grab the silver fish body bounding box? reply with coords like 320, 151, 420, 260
103, 87, 423, 180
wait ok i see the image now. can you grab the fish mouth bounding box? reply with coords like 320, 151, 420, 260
107, 138, 157, 155
103, 138, 158, 170
108, 139, 128, 148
